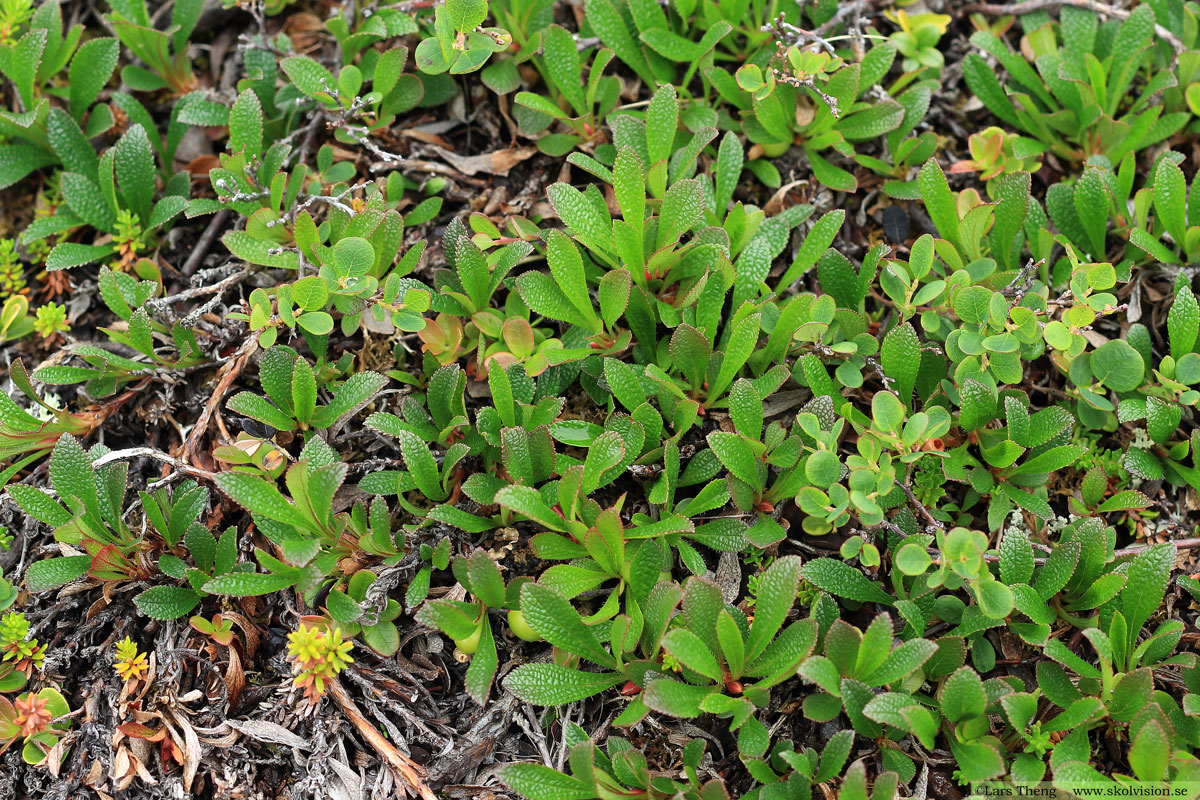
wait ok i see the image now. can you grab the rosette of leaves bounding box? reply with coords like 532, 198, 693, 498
935, 385, 1096, 533
1000, 544, 1199, 785
206, 439, 363, 602
0, 1, 118, 190
743, 729, 862, 798
512, 25, 619, 155
1115, 278, 1200, 488
731, 43, 906, 192
639, 559, 814, 748
1129, 153, 1200, 267
416, 548, 525, 704
413, 0, 511, 76
105, 0, 201, 93
226, 346, 388, 440
366, 363, 472, 449
706, 378, 807, 515
993, 520, 1142, 645
42, 121, 189, 271
795, 612, 941, 751
962, 5, 1188, 164
28, 268, 206, 398
8, 435, 146, 592
499, 725, 726, 800
1043, 160, 1136, 277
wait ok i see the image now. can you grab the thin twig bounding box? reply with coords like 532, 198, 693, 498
90, 447, 218, 483
183, 334, 259, 463
181, 210, 231, 277
896, 481, 946, 532
963, 1, 1184, 54
328, 679, 437, 800
980, 536, 1200, 564
148, 268, 248, 316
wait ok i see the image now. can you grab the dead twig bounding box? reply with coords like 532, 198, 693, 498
181, 210, 232, 277
328, 678, 438, 800
896, 481, 946, 533
182, 334, 260, 463
980, 536, 1200, 564
90, 447, 218, 483
962, 1, 1184, 54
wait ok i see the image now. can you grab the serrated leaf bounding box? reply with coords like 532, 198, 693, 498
134, 586, 202, 619
503, 664, 624, 706
520, 582, 614, 667
801, 559, 893, 605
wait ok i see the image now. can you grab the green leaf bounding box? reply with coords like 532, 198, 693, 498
1073, 167, 1108, 259
895, 543, 931, 576
1090, 340, 1145, 392
114, 124, 156, 226
881, 322, 920, 407
503, 664, 624, 706
520, 582, 614, 667
975, 579, 1014, 620
133, 586, 202, 619
643, 677, 714, 719
862, 692, 936, 748
394, 429, 446, 502
1168, 283, 1198, 361
497, 762, 594, 800
919, 158, 959, 252
746, 555, 800, 664
1128, 719, 1169, 782
280, 56, 337, 101
229, 88, 264, 158
863, 638, 938, 685
68, 37, 120, 122
445, 0, 488, 31
801, 559, 894, 605
707, 431, 760, 488
998, 527, 1034, 585
546, 230, 600, 331
223, 231, 299, 269
1154, 156, 1188, 251
466, 548, 505, 608
49, 434, 98, 515
46, 242, 117, 270
1122, 543, 1175, 641
496, 485, 567, 532
25, 556, 91, 591
657, 178, 703, 249
940, 666, 986, 723
61, 171, 116, 233
214, 472, 307, 527
202, 571, 298, 596
464, 613, 497, 705
0, 144, 57, 191
516, 271, 595, 330
662, 628, 722, 681
227, 392, 297, 431
311, 371, 387, 429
